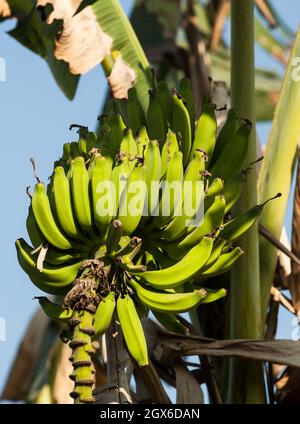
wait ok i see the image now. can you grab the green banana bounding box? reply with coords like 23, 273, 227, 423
210, 120, 252, 181
147, 89, 167, 145
110, 157, 131, 219
198, 288, 227, 303
106, 220, 123, 256
26, 206, 82, 265
91, 155, 114, 234
171, 91, 192, 166
127, 87, 146, 134
195, 247, 244, 279
221, 193, 281, 242
70, 156, 94, 235
16, 239, 77, 295
204, 177, 224, 210
210, 108, 239, 166
117, 162, 147, 235
106, 113, 126, 159
158, 150, 206, 241
156, 81, 172, 125
189, 96, 216, 164
32, 182, 73, 250
36, 296, 73, 323
153, 310, 189, 335
136, 126, 150, 156
93, 292, 116, 337
152, 150, 183, 229
179, 78, 195, 139
132, 236, 214, 289
129, 279, 207, 313
16, 238, 82, 284
160, 130, 179, 179
117, 294, 149, 366
120, 128, 138, 166
144, 140, 161, 216
165, 195, 225, 260
52, 166, 83, 240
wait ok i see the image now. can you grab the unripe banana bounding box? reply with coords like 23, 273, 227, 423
152, 150, 183, 229
132, 236, 214, 289
221, 193, 281, 242
179, 78, 195, 139
189, 96, 216, 164
160, 130, 179, 179
127, 87, 146, 134
129, 279, 207, 313
171, 91, 192, 166
32, 182, 73, 250
52, 166, 83, 240
195, 247, 244, 279
153, 310, 189, 335
204, 177, 224, 210
117, 294, 149, 366
147, 89, 167, 145
16, 239, 76, 295
37, 296, 73, 323
144, 140, 161, 216
117, 162, 147, 235
210, 120, 252, 181
165, 195, 225, 260
91, 155, 113, 235
105, 113, 127, 159
120, 128, 138, 167
106, 220, 123, 256
136, 126, 150, 156
210, 108, 239, 166
157, 150, 206, 241
93, 292, 116, 338
156, 81, 172, 125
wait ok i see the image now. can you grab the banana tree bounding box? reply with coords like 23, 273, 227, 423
2, 0, 300, 404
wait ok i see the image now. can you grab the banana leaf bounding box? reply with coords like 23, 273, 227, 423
3, 0, 79, 99
258, 27, 300, 320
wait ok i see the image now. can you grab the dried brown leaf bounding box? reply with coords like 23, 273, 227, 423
55, 6, 113, 75
276, 367, 300, 404
289, 150, 300, 313
175, 359, 204, 404
108, 54, 136, 99
153, 331, 300, 369
0, 0, 10, 17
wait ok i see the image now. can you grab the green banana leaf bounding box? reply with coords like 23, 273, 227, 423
91, 0, 152, 109
258, 27, 300, 320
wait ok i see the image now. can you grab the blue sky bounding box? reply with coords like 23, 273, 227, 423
0, 0, 299, 396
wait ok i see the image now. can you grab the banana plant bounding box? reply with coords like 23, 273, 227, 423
3, 0, 300, 405
15, 80, 281, 403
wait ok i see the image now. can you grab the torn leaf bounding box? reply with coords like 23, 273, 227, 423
108, 54, 136, 99
55, 6, 113, 75
37, 0, 82, 24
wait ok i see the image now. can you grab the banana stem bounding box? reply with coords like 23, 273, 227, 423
69, 309, 96, 404
105, 314, 131, 404
227, 0, 265, 403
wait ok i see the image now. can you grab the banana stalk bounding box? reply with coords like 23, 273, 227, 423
258, 28, 300, 320
227, 0, 265, 404
69, 310, 96, 404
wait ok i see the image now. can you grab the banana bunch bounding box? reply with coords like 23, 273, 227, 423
16, 82, 281, 404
